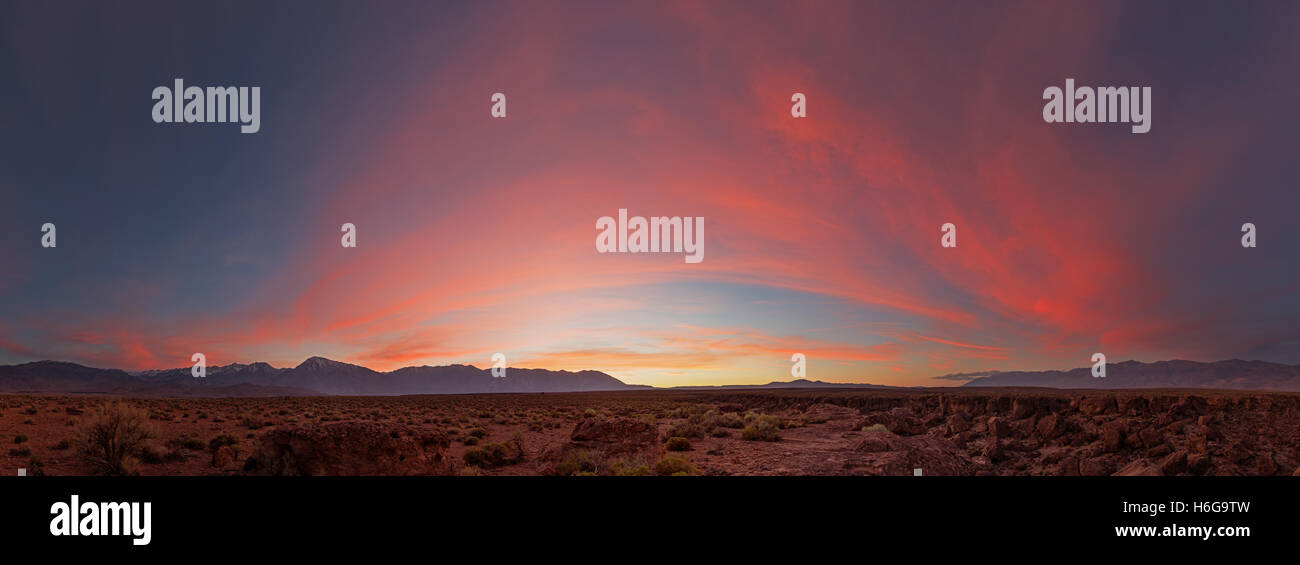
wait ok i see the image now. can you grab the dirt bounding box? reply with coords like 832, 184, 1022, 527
2, 388, 1298, 476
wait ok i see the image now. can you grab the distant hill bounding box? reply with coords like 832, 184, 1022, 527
0, 356, 636, 396
960, 359, 1300, 391
670, 378, 894, 390
0, 360, 318, 396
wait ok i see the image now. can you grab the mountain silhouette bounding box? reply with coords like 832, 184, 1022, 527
0, 357, 637, 396
960, 359, 1300, 390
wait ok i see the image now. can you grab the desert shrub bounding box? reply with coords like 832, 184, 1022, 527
462, 439, 524, 468
705, 411, 746, 429
462, 436, 480, 446
861, 423, 888, 433
665, 437, 692, 451
667, 405, 707, 419
77, 402, 153, 475
8, 447, 31, 457
742, 415, 783, 442
555, 449, 602, 475
209, 434, 239, 451
12, 435, 27, 444
466, 427, 489, 439
667, 421, 707, 439
51, 438, 72, 450
609, 458, 651, 476
653, 456, 697, 476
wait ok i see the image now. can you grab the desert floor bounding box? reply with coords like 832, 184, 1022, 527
3, 388, 1297, 476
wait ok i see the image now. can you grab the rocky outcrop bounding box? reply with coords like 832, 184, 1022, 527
698, 388, 1300, 476
848, 430, 973, 475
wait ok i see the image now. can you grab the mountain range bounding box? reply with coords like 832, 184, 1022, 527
0, 357, 642, 396
959, 359, 1300, 390
1, 357, 1298, 397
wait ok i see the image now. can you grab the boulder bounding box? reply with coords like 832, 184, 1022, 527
1011, 398, 1036, 420
1159, 450, 1188, 475
1113, 459, 1163, 476
1100, 420, 1127, 453
945, 411, 971, 434
982, 436, 1004, 462
987, 416, 1008, 438
1138, 426, 1165, 449
1080, 457, 1114, 476
1057, 456, 1081, 476
1257, 453, 1278, 476
1188, 453, 1213, 475
1036, 413, 1063, 440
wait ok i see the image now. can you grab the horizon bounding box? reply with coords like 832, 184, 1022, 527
3, 1, 1299, 387
4, 354, 1295, 390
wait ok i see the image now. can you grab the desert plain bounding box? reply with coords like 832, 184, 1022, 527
2, 388, 1297, 477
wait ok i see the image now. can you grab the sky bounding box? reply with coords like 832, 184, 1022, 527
1, 0, 1298, 387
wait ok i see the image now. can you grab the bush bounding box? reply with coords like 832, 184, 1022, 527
609, 458, 651, 476
208, 434, 239, 451
667, 421, 707, 439
653, 456, 697, 476
665, 436, 692, 451
705, 410, 746, 429
555, 450, 602, 475
13, 435, 27, 444
462, 437, 524, 468
78, 402, 153, 475
742, 415, 783, 442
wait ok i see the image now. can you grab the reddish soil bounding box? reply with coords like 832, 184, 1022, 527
3, 388, 1298, 476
